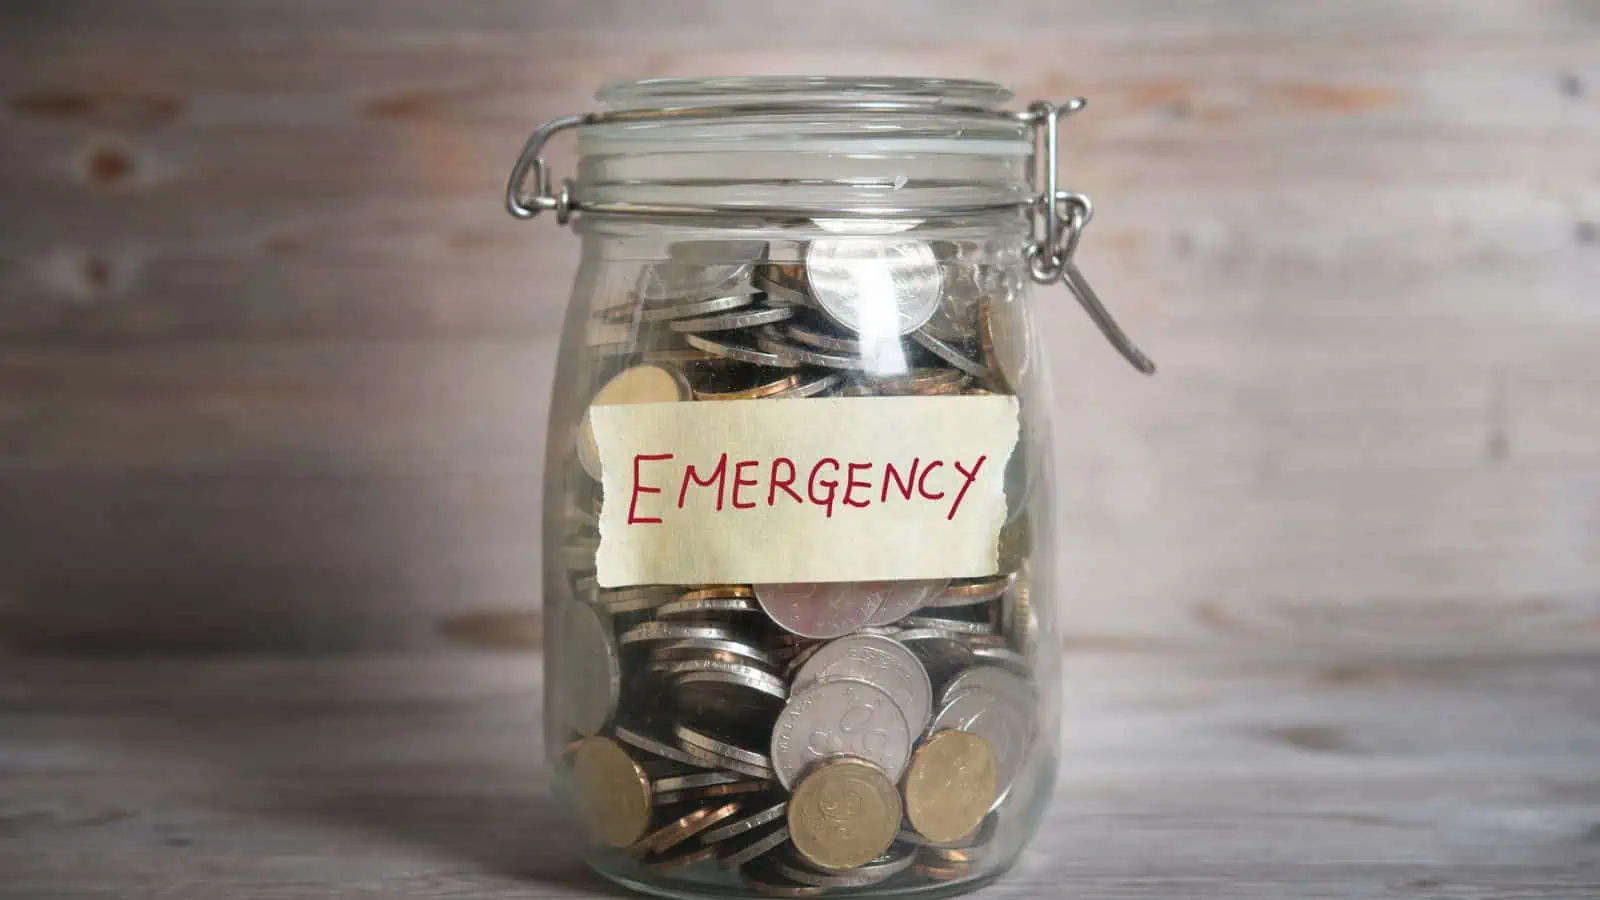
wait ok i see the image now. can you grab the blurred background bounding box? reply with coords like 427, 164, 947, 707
2, 0, 1596, 661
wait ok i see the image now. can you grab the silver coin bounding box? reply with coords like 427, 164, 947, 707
556, 602, 618, 737
901, 615, 994, 636
895, 628, 976, 682
924, 575, 1013, 608
804, 239, 943, 337
619, 621, 738, 647
791, 633, 933, 735
774, 844, 915, 887
931, 687, 1032, 803
717, 824, 792, 870
772, 372, 841, 399
678, 741, 777, 781
754, 331, 869, 371
635, 292, 755, 323
675, 724, 774, 769
652, 780, 770, 806
593, 586, 677, 615
656, 596, 764, 619
920, 265, 984, 343
651, 637, 774, 668
684, 332, 806, 368
652, 770, 745, 794
784, 319, 862, 354
770, 678, 911, 789
638, 240, 765, 302
861, 579, 949, 627
614, 724, 708, 769
661, 659, 786, 695
670, 305, 795, 333
911, 330, 990, 379
940, 664, 1034, 709
754, 583, 886, 639
753, 273, 813, 307
970, 644, 1031, 677
702, 799, 789, 844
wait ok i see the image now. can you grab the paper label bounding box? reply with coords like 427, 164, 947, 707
592, 395, 1019, 586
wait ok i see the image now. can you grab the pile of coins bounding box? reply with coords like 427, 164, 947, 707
555, 237, 1042, 894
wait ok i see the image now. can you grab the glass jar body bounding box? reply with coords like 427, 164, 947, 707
542, 212, 1061, 898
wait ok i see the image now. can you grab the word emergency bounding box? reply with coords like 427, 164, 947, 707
622, 452, 992, 525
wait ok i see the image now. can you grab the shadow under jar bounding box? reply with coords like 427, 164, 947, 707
507, 76, 1153, 899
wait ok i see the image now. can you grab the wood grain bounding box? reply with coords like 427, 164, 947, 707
1, 1, 1598, 654
1, 651, 1596, 898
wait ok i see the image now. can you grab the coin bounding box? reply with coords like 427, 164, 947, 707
640, 801, 743, 854
791, 633, 933, 735
638, 240, 765, 302
754, 274, 813, 307
700, 798, 789, 844
754, 582, 885, 639
970, 644, 1030, 677
576, 364, 691, 480
678, 741, 777, 781
695, 372, 804, 401
593, 585, 677, 616
670, 305, 794, 333
772, 372, 841, 399
858, 367, 965, 395
920, 265, 983, 342
684, 332, 805, 368
570, 736, 653, 848
784, 319, 862, 354
903, 730, 998, 844
774, 844, 915, 887
715, 823, 792, 869
979, 295, 1031, 393
941, 663, 1035, 708
911, 330, 990, 379
652, 770, 746, 794
926, 574, 1013, 607
614, 724, 709, 769
640, 843, 719, 871
860, 579, 950, 627
556, 602, 619, 737
677, 585, 756, 602
787, 756, 902, 871
653, 780, 771, 805
740, 858, 828, 897
804, 239, 943, 337
619, 621, 739, 647
902, 614, 994, 636
656, 596, 763, 619
931, 684, 1031, 806
675, 724, 776, 770
650, 636, 773, 668
754, 331, 870, 372
770, 679, 911, 788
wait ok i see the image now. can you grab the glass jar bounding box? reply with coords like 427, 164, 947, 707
508, 76, 1152, 899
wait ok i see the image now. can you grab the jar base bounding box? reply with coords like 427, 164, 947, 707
589, 855, 1017, 900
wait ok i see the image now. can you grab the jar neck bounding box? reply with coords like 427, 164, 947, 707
572, 77, 1036, 232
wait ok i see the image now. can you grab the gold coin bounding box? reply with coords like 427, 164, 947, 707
677, 585, 756, 603
576, 364, 691, 480
695, 373, 802, 401
903, 731, 997, 844
570, 737, 653, 848
786, 757, 900, 872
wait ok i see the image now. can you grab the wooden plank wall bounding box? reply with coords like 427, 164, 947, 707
1, 0, 1596, 657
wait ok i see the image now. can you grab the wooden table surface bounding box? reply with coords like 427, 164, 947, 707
2, 650, 1596, 899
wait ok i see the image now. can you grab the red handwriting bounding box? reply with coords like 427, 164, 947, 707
626, 452, 993, 524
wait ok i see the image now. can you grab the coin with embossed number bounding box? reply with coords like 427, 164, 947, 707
903, 730, 998, 844
791, 633, 933, 735
770, 679, 911, 788
787, 756, 901, 871
754, 583, 885, 639
804, 239, 943, 337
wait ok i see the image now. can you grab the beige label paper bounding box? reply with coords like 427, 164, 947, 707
592, 395, 1020, 586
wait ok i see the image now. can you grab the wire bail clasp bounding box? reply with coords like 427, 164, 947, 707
505, 113, 587, 223
1022, 99, 1156, 375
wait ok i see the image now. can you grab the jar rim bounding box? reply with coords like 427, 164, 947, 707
596, 76, 1013, 110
